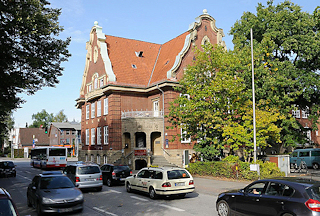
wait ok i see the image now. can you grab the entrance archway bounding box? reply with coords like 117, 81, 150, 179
151, 132, 161, 155
135, 159, 147, 170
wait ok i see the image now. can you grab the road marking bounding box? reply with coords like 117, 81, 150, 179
17, 174, 32, 181
130, 196, 149, 202
158, 204, 185, 212
109, 189, 122, 194
93, 207, 118, 216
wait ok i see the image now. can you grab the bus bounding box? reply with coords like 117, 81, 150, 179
30, 147, 67, 169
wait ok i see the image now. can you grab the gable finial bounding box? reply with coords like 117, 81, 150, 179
94, 21, 98, 26
203, 9, 208, 14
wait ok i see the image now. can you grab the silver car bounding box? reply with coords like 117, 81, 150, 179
63, 163, 103, 191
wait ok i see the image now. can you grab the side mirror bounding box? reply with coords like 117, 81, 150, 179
239, 189, 245, 193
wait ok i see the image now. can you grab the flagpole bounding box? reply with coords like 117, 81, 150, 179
251, 28, 257, 164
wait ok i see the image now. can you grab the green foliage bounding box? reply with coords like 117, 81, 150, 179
0, 0, 70, 136
230, 0, 320, 149
187, 158, 285, 181
29, 109, 68, 128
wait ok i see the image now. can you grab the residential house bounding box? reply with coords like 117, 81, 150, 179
18, 128, 49, 149
48, 122, 81, 157
76, 10, 226, 169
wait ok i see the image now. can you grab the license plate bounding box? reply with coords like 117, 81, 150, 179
85, 178, 95, 181
175, 182, 185, 186
58, 208, 72, 213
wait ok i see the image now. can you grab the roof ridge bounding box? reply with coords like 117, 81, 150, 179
105, 34, 161, 45
147, 45, 162, 87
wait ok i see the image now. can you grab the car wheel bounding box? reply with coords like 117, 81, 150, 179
149, 187, 157, 199
313, 163, 319, 170
107, 178, 112, 187
126, 182, 132, 193
217, 200, 230, 216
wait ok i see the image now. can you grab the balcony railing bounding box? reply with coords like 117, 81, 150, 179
121, 110, 164, 118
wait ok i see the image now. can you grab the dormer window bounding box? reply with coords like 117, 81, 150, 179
132, 64, 137, 69
135, 51, 143, 57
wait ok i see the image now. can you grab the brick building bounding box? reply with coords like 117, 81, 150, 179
18, 128, 49, 148
48, 122, 81, 156
76, 10, 226, 169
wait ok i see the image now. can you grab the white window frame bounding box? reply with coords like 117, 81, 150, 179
181, 125, 191, 143
91, 102, 95, 118
302, 107, 309, 119
104, 126, 109, 145
100, 78, 104, 88
104, 98, 108, 115
91, 128, 95, 145
86, 105, 89, 120
153, 100, 159, 117
97, 154, 101, 164
94, 77, 98, 89
85, 129, 89, 145
97, 100, 101, 117
103, 155, 107, 164
97, 127, 101, 145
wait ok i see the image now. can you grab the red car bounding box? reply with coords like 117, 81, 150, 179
0, 187, 19, 216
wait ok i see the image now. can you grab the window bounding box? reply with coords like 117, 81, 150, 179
103, 155, 107, 164
97, 154, 101, 164
104, 126, 109, 145
91, 154, 94, 162
94, 77, 98, 89
66, 130, 70, 135
97, 100, 101, 117
91, 102, 95, 118
181, 125, 191, 143
91, 128, 95, 145
307, 130, 311, 140
265, 182, 285, 196
72, 130, 76, 135
292, 105, 300, 118
291, 152, 297, 157
100, 78, 104, 88
97, 127, 101, 145
302, 107, 309, 118
246, 182, 267, 195
66, 138, 70, 144
86, 105, 89, 120
85, 129, 89, 145
88, 84, 92, 92
104, 98, 108, 115
299, 151, 310, 157
153, 100, 159, 117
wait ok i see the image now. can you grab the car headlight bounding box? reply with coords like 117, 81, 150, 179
75, 193, 83, 201
42, 197, 55, 204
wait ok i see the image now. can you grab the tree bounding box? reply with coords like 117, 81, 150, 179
0, 113, 14, 150
29, 109, 68, 128
0, 0, 71, 133
230, 0, 320, 150
167, 45, 283, 161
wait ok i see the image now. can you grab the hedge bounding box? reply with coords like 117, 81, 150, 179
187, 156, 285, 181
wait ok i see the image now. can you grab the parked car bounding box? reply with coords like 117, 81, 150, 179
100, 164, 132, 187
125, 167, 195, 199
0, 161, 16, 177
27, 171, 83, 216
63, 162, 103, 191
290, 148, 320, 169
0, 187, 19, 216
216, 177, 320, 216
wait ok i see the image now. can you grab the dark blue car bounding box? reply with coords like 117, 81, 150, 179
216, 178, 320, 216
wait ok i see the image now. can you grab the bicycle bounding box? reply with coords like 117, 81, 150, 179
290, 161, 308, 173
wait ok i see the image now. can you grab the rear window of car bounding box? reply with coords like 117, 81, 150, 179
40, 176, 75, 189
78, 166, 100, 174
114, 166, 130, 171
167, 170, 190, 180
308, 184, 320, 200
0, 199, 17, 216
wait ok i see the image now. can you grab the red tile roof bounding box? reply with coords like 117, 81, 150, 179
105, 31, 189, 87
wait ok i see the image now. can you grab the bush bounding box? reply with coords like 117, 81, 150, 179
187, 156, 284, 181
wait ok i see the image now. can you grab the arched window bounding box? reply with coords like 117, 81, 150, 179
103, 155, 107, 164
97, 154, 101, 165
91, 154, 94, 162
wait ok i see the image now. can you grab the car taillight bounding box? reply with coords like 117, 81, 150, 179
162, 182, 171, 187
189, 180, 194, 185
76, 177, 80, 182
130, 170, 132, 175
306, 199, 320, 212
99, 175, 102, 180
112, 171, 116, 176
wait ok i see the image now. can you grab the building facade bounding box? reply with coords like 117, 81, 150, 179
48, 122, 81, 156
76, 10, 226, 169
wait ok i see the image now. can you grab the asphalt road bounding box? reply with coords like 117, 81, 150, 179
0, 159, 250, 216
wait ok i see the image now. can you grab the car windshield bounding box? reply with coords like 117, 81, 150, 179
0, 162, 14, 168
78, 166, 100, 174
167, 170, 190, 180
114, 166, 130, 171
0, 199, 17, 216
40, 176, 75, 189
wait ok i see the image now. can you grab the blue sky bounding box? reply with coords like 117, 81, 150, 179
12, 0, 319, 128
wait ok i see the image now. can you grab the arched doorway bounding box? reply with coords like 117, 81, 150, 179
151, 132, 161, 155
135, 132, 146, 148
135, 159, 147, 170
